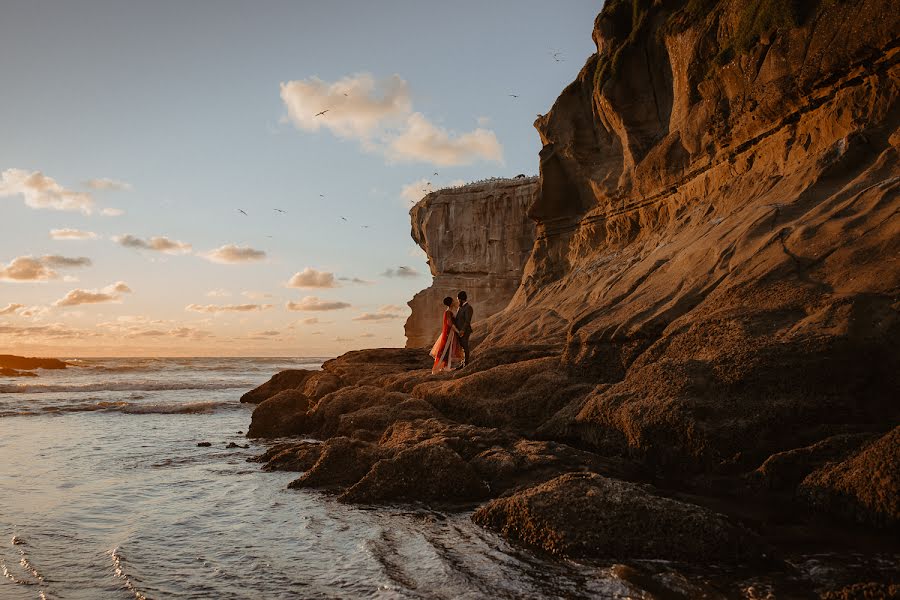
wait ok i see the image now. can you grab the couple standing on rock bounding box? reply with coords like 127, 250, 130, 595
429, 291, 473, 374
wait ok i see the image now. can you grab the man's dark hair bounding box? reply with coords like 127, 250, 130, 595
443, 296, 453, 307
457, 291, 467, 302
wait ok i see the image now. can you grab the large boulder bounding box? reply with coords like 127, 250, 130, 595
473, 473, 766, 562
288, 437, 380, 490
240, 369, 316, 404
340, 439, 489, 504
799, 427, 900, 528
252, 441, 323, 472
247, 389, 311, 438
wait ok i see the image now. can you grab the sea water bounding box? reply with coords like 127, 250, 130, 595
1, 358, 896, 599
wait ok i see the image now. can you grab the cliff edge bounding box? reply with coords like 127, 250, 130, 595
405, 177, 538, 347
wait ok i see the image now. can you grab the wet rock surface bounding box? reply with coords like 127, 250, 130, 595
472, 473, 767, 562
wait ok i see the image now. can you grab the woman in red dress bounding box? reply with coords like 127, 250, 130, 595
430, 296, 464, 374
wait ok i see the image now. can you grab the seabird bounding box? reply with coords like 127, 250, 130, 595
315, 109, 329, 117
238, 209, 248, 216
509, 94, 519, 98
274, 208, 286, 213
340, 216, 348, 222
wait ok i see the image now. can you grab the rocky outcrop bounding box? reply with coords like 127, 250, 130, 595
799, 426, 900, 528
240, 369, 316, 404
405, 178, 538, 347
473, 473, 766, 562
0, 354, 67, 374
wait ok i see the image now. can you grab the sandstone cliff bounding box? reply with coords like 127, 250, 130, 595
404, 178, 538, 347
244, 0, 900, 588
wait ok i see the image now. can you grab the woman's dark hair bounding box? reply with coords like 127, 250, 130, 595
443, 296, 453, 307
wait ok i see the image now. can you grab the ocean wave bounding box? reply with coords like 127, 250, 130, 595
0, 381, 250, 394
1, 400, 236, 417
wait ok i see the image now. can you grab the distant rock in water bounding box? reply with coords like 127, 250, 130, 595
0, 354, 67, 373
405, 177, 538, 348
197, 442, 212, 447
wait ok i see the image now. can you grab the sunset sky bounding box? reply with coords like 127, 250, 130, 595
0, 0, 598, 357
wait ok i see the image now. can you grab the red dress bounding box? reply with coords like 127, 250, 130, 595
430, 310, 464, 374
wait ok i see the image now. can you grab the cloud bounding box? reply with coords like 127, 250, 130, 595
242, 291, 274, 299
54, 281, 132, 307
281, 73, 411, 139
298, 317, 320, 325
185, 303, 273, 314
286, 267, 337, 289
202, 244, 266, 264
286, 296, 351, 311
387, 113, 504, 166
101, 208, 124, 217
0, 303, 25, 315
206, 289, 231, 297
113, 234, 192, 255
280, 72, 503, 167
352, 304, 405, 321
50, 228, 98, 240
360, 333, 376, 338
0, 169, 94, 214
85, 178, 132, 191
0, 322, 88, 339
352, 312, 401, 322
0, 255, 92, 282
337, 276, 373, 285
477, 116, 491, 126
381, 266, 421, 278
335, 336, 354, 342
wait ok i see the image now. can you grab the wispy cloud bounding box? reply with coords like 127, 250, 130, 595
286, 296, 351, 311
206, 289, 231, 297
281, 72, 503, 167
381, 266, 421, 278
202, 244, 266, 264
101, 208, 124, 217
50, 228, 98, 240
84, 178, 132, 191
0, 255, 92, 282
0, 168, 94, 213
54, 281, 132, 307
286, 267, 337, 289
337, 276, 374, 285
185, 303, 273, 314
113, 234, 192, 255
0, 303, 25, 316
352, 304, 405, 321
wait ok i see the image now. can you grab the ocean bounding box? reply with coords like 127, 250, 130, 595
0, 358, 895, 599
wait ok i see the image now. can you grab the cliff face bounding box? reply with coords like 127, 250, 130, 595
404, 178, 538, 347
476, 0, 900, 468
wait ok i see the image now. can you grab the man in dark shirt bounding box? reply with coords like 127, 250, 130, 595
455, 291, 474, 367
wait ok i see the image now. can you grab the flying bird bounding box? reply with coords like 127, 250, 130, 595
314, 109, 329, 117
433, 172, 439, 176
509, 94, 519, 98
340, 216, 348, 222
274, 208, 286, 213
238, 209, 248, 216
361, 225, 370, 229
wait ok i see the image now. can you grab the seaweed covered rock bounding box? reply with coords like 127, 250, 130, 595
473, 473, 766, 562
799, 427, 900, 528
240, 369, 316, 404
247, 389, 311, 438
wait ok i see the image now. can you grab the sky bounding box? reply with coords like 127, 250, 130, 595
0, 0, 601, 357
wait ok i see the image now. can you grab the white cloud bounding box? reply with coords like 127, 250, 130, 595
286, 267, 337, 289
0, 169, 94, 214
206, 289, 231, 297
286, 296, 351, 311
281, 72, 504, 167
202, 244, 266, 264
387, 113, 504, 166
113, 234, 192, 255
85, 178, 132, 191
281, 73, 411, 139
352, 304, 405, 322
360, 333, 376, 338
185, 303, 273, 314
381, 266, 421, 278
54, 281, 132, 307
0, 303, 25, 315
242, 291, 274, 299
50, 228, 98, 240
101, 208, 124, 217
0, 255, 92, 282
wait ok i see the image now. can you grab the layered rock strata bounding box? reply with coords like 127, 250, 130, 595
405, 178, 538, 347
